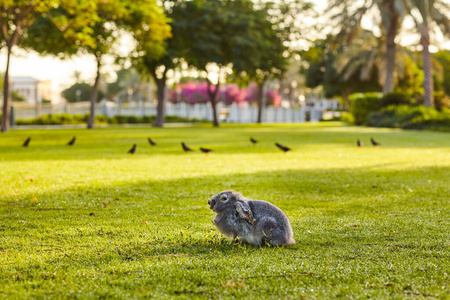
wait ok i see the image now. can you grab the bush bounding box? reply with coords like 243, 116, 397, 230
379, 92, 417, 108
349, 92, 382, 125
434, 91, 450, 111
15, 113, 206, 126
368, 105, 450, 131
16, 113, 85, 125
339, 112, 355, 125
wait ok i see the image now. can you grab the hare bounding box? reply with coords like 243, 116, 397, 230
208, 191, 295, 246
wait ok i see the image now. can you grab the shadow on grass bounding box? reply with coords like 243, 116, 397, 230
2, 165, 449, 251
2, 164, 449, 212
1, 167, 449, 300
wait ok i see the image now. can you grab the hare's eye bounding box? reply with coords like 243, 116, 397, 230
220, 195, 228, 201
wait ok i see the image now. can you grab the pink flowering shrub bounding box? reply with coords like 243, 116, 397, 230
169, 81, 280, 107
244, 83, 281, 107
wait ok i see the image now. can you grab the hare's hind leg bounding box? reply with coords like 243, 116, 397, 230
260, 220, 292, 246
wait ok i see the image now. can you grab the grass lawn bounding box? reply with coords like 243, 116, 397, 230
1, 122, 449, 299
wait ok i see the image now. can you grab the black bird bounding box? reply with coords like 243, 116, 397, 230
67, 136, 76, 146
181, 142, 193, 153
357, 139, 362, 147
250, 137, 258, 144
200, 147, 212, 154
148, 138, 156, 146
22, 137, 31, 147
370, 138, 380, 147
128, 144, 137, 154
275, 142, 291, 152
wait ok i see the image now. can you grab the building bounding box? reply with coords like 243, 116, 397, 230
10, 76, 53, 104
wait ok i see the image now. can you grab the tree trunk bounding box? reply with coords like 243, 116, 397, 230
207, 80, 220, 127
87, 56, 102, 129
153, 77, 166, 127
150, 68, 167, 128
1, 46, 12, 132
421, 26, 434, 107
383, 10, 399, 94
256, 80, 266, 123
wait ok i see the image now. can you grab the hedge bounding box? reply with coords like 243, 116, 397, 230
14, 114, 206, 125
368, 105, 450, 131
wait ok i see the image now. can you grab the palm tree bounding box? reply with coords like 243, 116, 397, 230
334, 30, 418, 105
401, 0, 450, 107
328, 0, 403, 94
334, 31, 384, 85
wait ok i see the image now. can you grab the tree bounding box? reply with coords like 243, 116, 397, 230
435, 51, 450, 97
328, 0, 403, 94
0, 0, 94, 132
125, 0, 171, 127
24, 0, 170, 129
0, 1, 53, 132
302, 35, 381, 109
401, 0, 450, 107
231, 2, 287, 123
179, 0, 286, 127
130, 0, 180, 127
172, 0, 228, 127
62, 82, 105, 103
81, 0, 127, 129
334, 30, 385, 86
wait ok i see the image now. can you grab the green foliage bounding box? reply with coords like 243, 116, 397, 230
15, 113, 205, 125
395, 52, 424, 96
434, 50, 450, 96
339, 111, 355, 125
15, 113, 87, 125
379, 92, 417, 108
303, 34, 381, 100
229, 1, 287, 83
177, 0, 286, 81
349, 92, 382, 125
368, 105, 450, 131
11, 90, 27, 102
62, 83, 103, 103
434, 91, 450, 111
128, 0, 172, 61
23, 0, 171, 129
0, 124, 450, 298
22, 1, 96, 56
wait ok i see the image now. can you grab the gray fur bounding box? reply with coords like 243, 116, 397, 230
208, 191, 295, 246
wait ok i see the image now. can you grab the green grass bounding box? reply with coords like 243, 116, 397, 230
1, 122, 449, 299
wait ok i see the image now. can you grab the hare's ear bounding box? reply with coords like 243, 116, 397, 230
234, 202, 256, 225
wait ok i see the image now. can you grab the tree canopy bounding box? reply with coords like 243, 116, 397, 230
23, 0, 171, 129
0, 0, 95, 132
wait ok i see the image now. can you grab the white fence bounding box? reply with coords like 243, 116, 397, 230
10, 99, 341, 123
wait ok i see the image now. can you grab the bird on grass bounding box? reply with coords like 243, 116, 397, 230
250, 137, 258, 144
148, 138, 156, 146
22, 137, 31, 147
357, 139, 362, 147
128, 144, 137, 154
67, 136, 76, 146
181, 142, 193, 153
275, 143, 291, 153
200, 147, 212, 154
370, 138, 380, 147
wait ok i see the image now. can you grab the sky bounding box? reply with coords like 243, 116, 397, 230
1, 0, 449, 98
